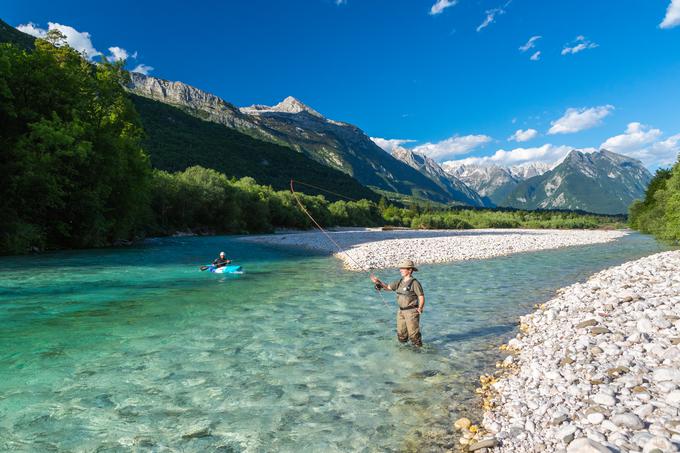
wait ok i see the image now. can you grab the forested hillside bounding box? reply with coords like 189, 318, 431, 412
132, 95, 378, 201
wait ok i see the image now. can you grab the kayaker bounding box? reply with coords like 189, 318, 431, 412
370, 259, 425, 347
212, 251, 231, 268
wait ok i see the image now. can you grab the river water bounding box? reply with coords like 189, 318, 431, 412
0, 232, 667, 452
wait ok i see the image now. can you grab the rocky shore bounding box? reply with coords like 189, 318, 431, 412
463, 250, 680, 453
243, 228, 627, 270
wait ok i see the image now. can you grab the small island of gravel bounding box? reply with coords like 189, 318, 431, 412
242, 228, 627, 270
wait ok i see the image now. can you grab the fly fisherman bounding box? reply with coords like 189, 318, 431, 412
370, 260, 425, 347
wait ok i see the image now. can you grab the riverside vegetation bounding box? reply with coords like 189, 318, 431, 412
629, 165, 680, 243
0, 36, 626, 255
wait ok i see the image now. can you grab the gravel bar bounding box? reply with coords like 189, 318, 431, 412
242, 228, 627, 271
474, 250, 680, 453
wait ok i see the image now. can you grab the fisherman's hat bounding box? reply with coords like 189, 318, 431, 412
398, 259, 418, 271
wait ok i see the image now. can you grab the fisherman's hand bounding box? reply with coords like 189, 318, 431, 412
374, 283, 383, 291
416, 307, 423, 315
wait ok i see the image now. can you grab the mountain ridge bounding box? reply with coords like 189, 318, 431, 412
502, 149, 652, 214
391, 147, 486, 206
127, 73, 478, 205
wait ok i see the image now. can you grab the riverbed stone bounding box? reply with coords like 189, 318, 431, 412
590, 327, 610, 335
471, 250, 680, 452
611, 413, 644, 430
576, 319, 598, 329
566, 437, 611, 453
468, 437, 498, 451
453, 417, 471, 431
642, 436, 677, 453
558, 424, 578, 443
592, 393, 616, 407
653, 368, 680, 383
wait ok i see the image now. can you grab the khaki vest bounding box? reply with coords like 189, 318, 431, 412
395, 277, 420, 309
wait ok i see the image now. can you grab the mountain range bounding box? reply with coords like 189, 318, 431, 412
1, 19, 654, 215
127, 72, 468, 204
503, 150, 652, 215
444, 161, 553, 206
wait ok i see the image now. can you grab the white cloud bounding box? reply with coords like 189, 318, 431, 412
16, 22, 45, 37
16, 22, 150, 72
476, 2, 511, 32
131, 64, 154, 75
519, 35, 541, 52
370, 137, 416, 152
548, 105, 614, 135
601, 123, 678, 167
442, 144, 595, 168
335, 0, 347, 5
561, 35, 598, 55
412, 134, 492, 160
600, 122, 662, 153
509, 129, 538, 142
17, 22, 102, 59
107, 46, 137, 62
430, 0, 458, 15
661, 0, 680, 28
530, 51, 541, 61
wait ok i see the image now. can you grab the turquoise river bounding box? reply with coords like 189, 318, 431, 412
0, 232, 669, 452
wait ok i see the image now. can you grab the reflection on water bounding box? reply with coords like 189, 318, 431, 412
0, 233, 667, 451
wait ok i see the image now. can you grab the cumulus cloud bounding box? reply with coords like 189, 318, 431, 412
335, 0, 347, 5
131, 64, 154, 75
430, 0, 458, 15
601, 123, 678, 167
600, 123, 662, 153
476, 1, 511, 32
530, 51, 541, 61
548, 105, 614, 135
370, 137, 416, 152
17, 22, 101, 59
519, 35, 541, 52
442, 144, 595, 168
412, 134, 492, 160
107, 46, 138, 62
17, 21, 153, 71
509, 129, 538, 142
660, 0, 680, 28
16, 22, 45, 37
561, 35, 599, 55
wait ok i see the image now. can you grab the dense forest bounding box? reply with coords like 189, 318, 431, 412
0, 36, 629, 255
629, 164, 680, 242
1, 33, 151, 254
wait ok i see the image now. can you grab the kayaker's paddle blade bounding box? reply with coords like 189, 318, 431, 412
200, 265, 210, 271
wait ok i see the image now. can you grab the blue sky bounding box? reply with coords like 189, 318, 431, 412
5, 0, 680, 169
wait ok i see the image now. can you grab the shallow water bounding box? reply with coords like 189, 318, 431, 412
0, 232, 668, 452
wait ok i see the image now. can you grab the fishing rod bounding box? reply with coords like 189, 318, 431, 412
289, 179, 391, 309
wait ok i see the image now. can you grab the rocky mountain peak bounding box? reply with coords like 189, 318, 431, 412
241, 96, 324, 118
273, 96, 323, 117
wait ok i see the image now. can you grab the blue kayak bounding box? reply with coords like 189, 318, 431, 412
207, 264, 243, 274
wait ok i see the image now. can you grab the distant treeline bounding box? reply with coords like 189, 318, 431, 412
0, 37, 626, 255
629, 164, 680, 243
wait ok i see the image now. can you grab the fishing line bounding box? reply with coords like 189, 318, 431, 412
289, 179, 391, 309
289, 179, 359, 202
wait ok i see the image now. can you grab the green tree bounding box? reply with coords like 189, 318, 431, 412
0, 35, 150, 253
